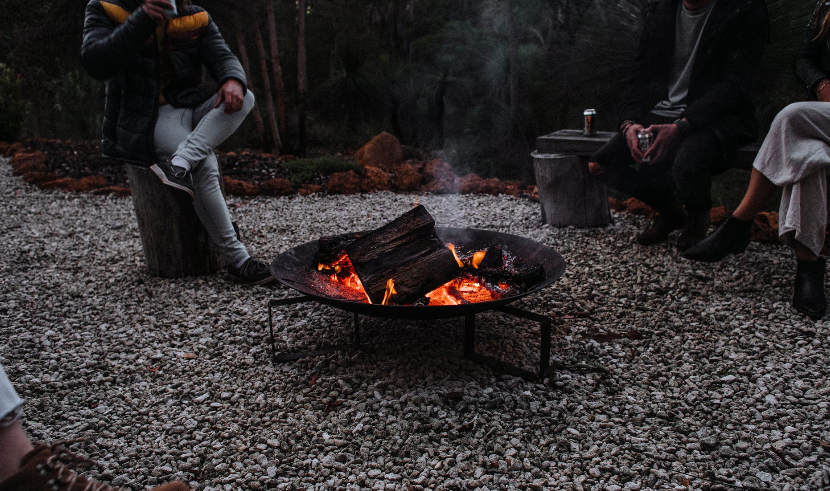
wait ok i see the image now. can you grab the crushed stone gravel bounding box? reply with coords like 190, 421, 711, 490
0, 158, 828, 491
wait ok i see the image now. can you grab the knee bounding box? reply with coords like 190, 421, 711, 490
773, 101, 816, 128
242, 90, 255, 114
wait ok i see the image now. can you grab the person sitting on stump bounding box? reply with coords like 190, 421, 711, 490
81, 0, 274, 285
0, 362, 190, 491
587, 0, 770, 251
684, 0, 830, 320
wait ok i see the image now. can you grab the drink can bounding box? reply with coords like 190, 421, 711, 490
637, 129, 653, 162
583, 109, 597, 136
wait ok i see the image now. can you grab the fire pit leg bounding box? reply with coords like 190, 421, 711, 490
498, 305, 552, 378
464, 314, 475, 358
267, 296, 363, 364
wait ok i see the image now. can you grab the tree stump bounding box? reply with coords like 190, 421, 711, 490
532, 151, 611, 228
125, 164, 220, 277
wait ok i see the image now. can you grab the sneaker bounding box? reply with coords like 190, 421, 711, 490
150, 160, 195, 201
228, 257, 276, 285
0, 442, 190, 491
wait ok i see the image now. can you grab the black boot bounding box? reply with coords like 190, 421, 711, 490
676, 210, 710, 252
793, 257, 827, 320
682, 215, 752, 262
636, 205, 685, 246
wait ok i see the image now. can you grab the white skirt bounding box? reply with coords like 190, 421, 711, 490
753, 101, 830, 256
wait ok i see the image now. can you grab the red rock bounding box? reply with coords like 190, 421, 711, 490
326, 170, 362, 195
709, 206, 731, 225
92, 186, 131, 197
528, 185, 539, 202
422, 179, 455, 194
752, 211, 779, 243
478, 178, 507, 195
456, 174, 484, 194
299, 184, 324, 196
393, 163, 422, 192
353, 132, 404, 171
361, 166, 392, 192
261, 178, 295, 196
40, 178, 75, 190
10, 152, 48, 175
622, 198, 654, 218
222, 176, 260, 196
70, 175, 109, 192
22, 172, 61, 185
422, 158, 455, 184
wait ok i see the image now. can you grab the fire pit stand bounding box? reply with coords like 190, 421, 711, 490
267, 296, 554, 379
266, 227, 566, 379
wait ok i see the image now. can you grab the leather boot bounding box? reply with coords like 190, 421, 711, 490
682, 215, 752, 263
0, 443, 190, 491
676, 210, 710, 252
793, 257, 827, 320
636, 205, 685, 246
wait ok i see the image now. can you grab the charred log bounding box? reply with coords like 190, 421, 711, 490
345, 205, 461, 305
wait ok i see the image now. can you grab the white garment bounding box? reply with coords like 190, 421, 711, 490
753, 101, 830, 256
0, 363, 24, 427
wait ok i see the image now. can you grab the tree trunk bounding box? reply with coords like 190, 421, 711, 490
233, 12, 267, 151
267, 0, 288, 141
297, 0, 308, 155
507, 0, 520, 140
255, 24, 282, 153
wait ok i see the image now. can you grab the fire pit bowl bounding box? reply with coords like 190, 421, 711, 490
270, 227, 566, 320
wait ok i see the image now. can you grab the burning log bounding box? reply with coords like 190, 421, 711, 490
345, 205, 462, 305
475, 263, 546, 290
315, 234, 362, 265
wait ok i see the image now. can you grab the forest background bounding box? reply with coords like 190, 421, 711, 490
0, 0, 820, 183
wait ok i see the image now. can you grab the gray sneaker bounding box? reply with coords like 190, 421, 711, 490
228, 257, 276, 285
150, 160, 195, 200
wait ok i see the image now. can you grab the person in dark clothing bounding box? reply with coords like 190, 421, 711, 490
683, 0, 830, 319
587, 0, 770, 251
81, 0, 275, 284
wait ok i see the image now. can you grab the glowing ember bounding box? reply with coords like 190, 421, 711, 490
446, 244, 465, 268
381, 278, 397, 305
471, 251, 486, 269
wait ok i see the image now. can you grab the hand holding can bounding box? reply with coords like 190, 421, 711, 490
637, 129, 654, 163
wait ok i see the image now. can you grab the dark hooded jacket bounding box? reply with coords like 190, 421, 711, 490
794, 0, 830, 96
81, 0, 246, 165
619, 0, 770, 149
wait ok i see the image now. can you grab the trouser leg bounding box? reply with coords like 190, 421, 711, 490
191, 152, 249, 265
673, 130, 720, 213
0, 364, 24, 427
153, 95, 253, 266
591, 132, 677, 209
175, 91, 256, 167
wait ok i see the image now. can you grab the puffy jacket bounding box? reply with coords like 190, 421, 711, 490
619, 0, 770, 148
794, 0, 830, 97
81, 0, 246, 165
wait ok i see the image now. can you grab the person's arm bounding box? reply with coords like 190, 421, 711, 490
680, 0, 770, 130
794, 1, 830, 99
617, 4, 658, 128
198, 12, 247, 98
80, 0, 158, 80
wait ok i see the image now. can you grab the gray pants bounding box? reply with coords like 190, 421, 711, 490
0, 363, 24, 427
753, 102, 830, 257
153, 91, 256, 266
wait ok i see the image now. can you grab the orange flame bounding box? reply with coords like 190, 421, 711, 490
471, 251, 486, 269
381, 278, 397, 305
447, 244, 465, 267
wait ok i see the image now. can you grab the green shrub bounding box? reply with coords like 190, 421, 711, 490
283, 156, 362, 187
0, 64, 26, 141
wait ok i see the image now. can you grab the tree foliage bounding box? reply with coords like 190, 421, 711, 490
0, 0, 818, 178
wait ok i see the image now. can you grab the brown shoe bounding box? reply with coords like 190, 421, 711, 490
0, 443, 190, 491
676, 210, 710, 252
636, 206, 685, 245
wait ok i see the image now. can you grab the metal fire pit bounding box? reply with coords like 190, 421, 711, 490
266, 227, 566, 378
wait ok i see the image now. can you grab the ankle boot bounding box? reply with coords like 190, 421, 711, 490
0, 443, 190, 491
793, 257, 827, 320
676, 210, 710, 252
636, 205, 685, 246
682, 215, 752, 262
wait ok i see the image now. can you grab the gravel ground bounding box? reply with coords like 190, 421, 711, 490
1, 157, 829, 491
